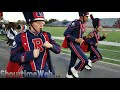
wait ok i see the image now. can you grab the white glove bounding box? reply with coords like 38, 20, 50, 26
43, 41, 53, 49
103, 33, 107, 37
75, 38, 84, 44
80, 39, 84, 46
33, 49, 40, 58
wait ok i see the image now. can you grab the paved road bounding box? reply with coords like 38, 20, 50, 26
0, 41, 120, 78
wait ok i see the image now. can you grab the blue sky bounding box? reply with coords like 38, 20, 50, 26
2, 12, 120, 22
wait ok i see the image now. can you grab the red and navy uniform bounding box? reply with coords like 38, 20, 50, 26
64, 19, 88, 75
9, 30, 61, 78
85, 30, 106, 63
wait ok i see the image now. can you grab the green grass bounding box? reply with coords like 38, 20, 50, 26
55, 39, 120, 50
43, 26, 66, 37
100, 31, 120, 42
43, 27, 120, 43
1, 27, 120, 42
0, 35, 6, 41
98, 45, 120, 60
54, 39, 120, 65
98, 45, 120, 51
87, 32, 119, 43
100, 51, 120, 60
61, 48, 120, 65
101, 59, 120, 65
84, 31, 120, 43
61, 48, 120, 64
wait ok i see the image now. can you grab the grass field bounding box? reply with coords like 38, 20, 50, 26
0, 35, 7, 41
43, 27, 120, 43
54, 39, 120, 60
1, 27, 120, 42
43, 27, 120, 65
0, 27, 120, 65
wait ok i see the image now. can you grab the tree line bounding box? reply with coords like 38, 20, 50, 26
3, 18, 120, 28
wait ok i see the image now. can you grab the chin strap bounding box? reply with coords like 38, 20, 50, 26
30, 24, 39, 35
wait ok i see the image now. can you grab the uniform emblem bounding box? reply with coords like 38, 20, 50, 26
32, 38, 44, 52
35, 12, 44, 18
71, 22, 75, 26
51, 37, 54, 40
36, 12, 43, 16
12, 41, 17, 48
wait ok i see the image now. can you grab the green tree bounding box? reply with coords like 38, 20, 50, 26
62, 19, 69, 25
48, 19, 58, 24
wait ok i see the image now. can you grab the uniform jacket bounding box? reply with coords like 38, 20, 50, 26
85, 30, 106, 46
9, 30, 61, 77
64, 19, 86, 43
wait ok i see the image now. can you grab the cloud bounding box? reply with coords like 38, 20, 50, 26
2, 12, 120, 22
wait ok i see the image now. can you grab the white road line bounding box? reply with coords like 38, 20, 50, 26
60, 52, 120, 67
61, 49, 120, 62
61, 45, 120, 53
99, 48, 120, 53
99, 61, 120, 67
53, 36, 120, 46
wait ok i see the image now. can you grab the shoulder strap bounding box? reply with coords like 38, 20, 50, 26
43, 32, 49, 42
79, 21, 82, 38
20, 32, 36, 72
93, 31, 98, 43
41, 32, 50, 69
21, 32, 50, 50
20, 33, 30, 51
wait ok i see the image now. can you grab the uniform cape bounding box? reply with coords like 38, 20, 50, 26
62, 24, 89, 52
62, 38, 89, 52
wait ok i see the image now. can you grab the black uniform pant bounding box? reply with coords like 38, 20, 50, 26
89, 45, 102, 63
67, 41, 88, 75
